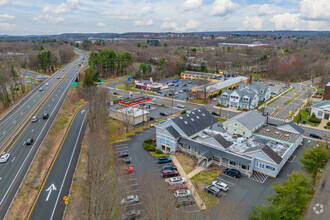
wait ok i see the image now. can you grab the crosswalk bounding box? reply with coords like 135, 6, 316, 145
268, 116, 286, 122
250, 171, 268, 183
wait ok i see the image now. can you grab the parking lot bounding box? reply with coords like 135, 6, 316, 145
158, 79, 198, 101
211, 138, 315, 217
146, 104, 180, 121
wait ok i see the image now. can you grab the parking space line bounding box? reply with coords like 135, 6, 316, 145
115, 144, 128, 147
114, 145, 129, 150
121, 189, 140, 194
115, 149, 129, 153
219, 173, 239, 181
126, 183, 138, 188
119, 178, 137, 183
215, 176, 236, 186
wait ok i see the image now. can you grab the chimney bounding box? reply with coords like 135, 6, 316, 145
249, 75, 252, 84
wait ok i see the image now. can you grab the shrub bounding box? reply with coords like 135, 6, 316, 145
309, 117, 321, 123
327, 121, 330, 126
305, 108, 310, 113
311, 112, 316, 118
144, 139, 153, 144
155, 149, 163, 154
181, 110, 186, 114
144, 143, 156, 151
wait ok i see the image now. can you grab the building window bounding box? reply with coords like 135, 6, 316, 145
317, 111, 323, 117
243, 131, 245, 135
242, 165, 247, 170
230, 160, 236, 165
226, 127, 228, 130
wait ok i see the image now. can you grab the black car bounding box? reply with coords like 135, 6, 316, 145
43, 113, 49, 119
212, 111, 221, 116
204, 185, 221, 197
26, 138, 34, 145
182, 84, 187, 87
223, 168, 241, 178
119, 152, 129, 158
175, 196, 195, 208
113, 92, 119, 95
123, 158, 131, 164
159, 111, 169, 116
162, 164, 177, 171
310, 133, 322, 139
121, 210, 141, 220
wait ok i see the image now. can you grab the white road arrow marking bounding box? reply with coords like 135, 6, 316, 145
46, 184, 57, 201
81, 110, 86, 114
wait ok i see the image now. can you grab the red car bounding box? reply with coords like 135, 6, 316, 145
168, 183, 188, 191
161, 169, 178, 178
121, 166, 134, 174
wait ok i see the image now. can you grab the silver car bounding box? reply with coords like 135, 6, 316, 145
31, 116, 39, 122
177, 104, 185, 108
0, 154, 10, 163
120, 195, 139, 205
174, 189, 191, 198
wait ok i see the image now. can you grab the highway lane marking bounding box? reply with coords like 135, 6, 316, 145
21, 112, 23, 115
27, 106, 86, 219
22, 141, 26, 145
11, 157, 15, 163
45, 184, 57, 201
31, 129, 34, 133
2, 131, 6, 135
0, 177, 2, 181
12, 121, 15, 124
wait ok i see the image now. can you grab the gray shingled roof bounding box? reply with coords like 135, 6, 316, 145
165, 126, 181, 139
277, 121, 305, 135
312, 100, 330, 108
244, 145, 282, 165
178, 137, 252, 165
224, 110, 266, 130
172, 108, 218, 137
212, 134, 231, 149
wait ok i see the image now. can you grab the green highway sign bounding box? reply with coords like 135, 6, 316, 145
71, 82, 78, 87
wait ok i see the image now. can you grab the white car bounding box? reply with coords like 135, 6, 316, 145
213, 98, 218, 101
120, 195, 139, 205
31, 116, 39, 122
177, 104, 185, 108
0, 154, 10, 163
169, 177, 187, 185
174, 189, 191, 198
45, 82, 49, 86
212, 181, 229, 192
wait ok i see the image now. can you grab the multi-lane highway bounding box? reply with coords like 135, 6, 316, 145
0, 49, 88, 219
27, 105, 88, 220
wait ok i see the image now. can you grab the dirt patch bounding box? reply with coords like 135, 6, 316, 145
176, 152, 196, 174
6, 88, 82, 220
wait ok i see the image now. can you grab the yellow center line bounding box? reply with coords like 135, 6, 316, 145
27, 104, 85, 219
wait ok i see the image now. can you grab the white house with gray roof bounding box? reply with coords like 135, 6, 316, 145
219, 82, 270, 110
310, 100, 330, 120
155, 108, 304, 179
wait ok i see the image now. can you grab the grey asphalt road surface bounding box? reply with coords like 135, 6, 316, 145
27, 106, 88, 220
0, 50, 88, 219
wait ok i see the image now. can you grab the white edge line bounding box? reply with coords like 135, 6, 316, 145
2, 54, 85, 219
51, 109, 87, 220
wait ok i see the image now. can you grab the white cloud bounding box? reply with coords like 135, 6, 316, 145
0, 0, 8, 6
181, 0, 203, 11
97, 22, 106, 27
43, 3, 71, 14
67, 0, 79, 6
161, 18, 178, 30
134, 19, 153, 26
33, 15, 66, 25
211, 0, 239, 16
300, 0, 330, 20
100, 11, 112, 16
258, 4, 275, 16
186, 19, 199, 30
270, 13, 325, 30
242, 16, 263, 30
142, 3, 154, 14
0, 22, 16, 29
0, 14, 15, 21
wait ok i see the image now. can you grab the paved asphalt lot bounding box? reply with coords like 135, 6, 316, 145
215, 138, 315, 217
147, 104, 180, 121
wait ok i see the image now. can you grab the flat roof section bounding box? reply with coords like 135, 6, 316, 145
118, 97, 153, 106
254, 125, 300, 144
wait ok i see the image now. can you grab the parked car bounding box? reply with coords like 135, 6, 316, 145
174, 84, 179, 87
0, 154, 10, 163
26, 138, 34, 145
159, 111, 169, 116
43, 113, 49, 119
156, 91, 162, 94
161, 169, 179, 178
174, 92, 179, 95
177, 104, 185, 108
158, 156, 172, 164
57, 76, 60, 79
175, 196, 195, 208
162, 164, 177, 171
120, 195, 139, 205
150, 123, 159, 127
119, 152, 129, 158
212, 111, 220, 116
271, 91, 277, 95
122, 158, 131, 164
168, 183, 188, 191
173, 80, 179, 83
213, 98, 218, 101
310, 133, 323, 139
121, 210, 141, 220
188, 81, 192, 84
223, 168, 241, 178
121, 166, 134, 174
169, 177, 187, 185
212, 181, 229, 191
182, 84, 187, 87
45, 82, 49, 86
168, 83, 174, 86
179, 90, 184, 93
204, 185, 221, 197
31, 116, 39, 122
39, 87, 43, 91
174, 189, 191, 198
113, 92, 119, 95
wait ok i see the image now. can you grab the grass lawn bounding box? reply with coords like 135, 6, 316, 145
186, 98, 206, 105
115, 83, 156, 96
198, 191, 219, 208
150, 152, 169, 157
176, 152, 195, 174
294, 110, 320, 126
191, 170, 221, 185
215, 117, 227, 122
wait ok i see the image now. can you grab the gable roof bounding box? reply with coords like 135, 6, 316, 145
312, 100, 330, 108
212, 134, 231, 149
224, 111, 266, 130
277, 121, 305, 135
172, 108, 218, 137
165, 126, 181, 139
244, 145, 282, 165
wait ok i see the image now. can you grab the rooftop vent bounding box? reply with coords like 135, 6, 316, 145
184, 121, 188, 124
265, 129, 270, 132
187, 114, 190, 117
179, 116, 183, 119
198, 109, 201, 112
275, 132, 280, 134
202, 113, 206, 116
196, 116, 200, 119
192, 112, 195, 114
191, 118, 194, 121
284, 134, 290, 137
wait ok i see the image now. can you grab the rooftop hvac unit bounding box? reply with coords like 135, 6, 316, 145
275, 132, 280, 134
284, 134, 290, 137
266, 129, 270, 132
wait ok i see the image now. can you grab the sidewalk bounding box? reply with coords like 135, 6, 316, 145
170, 155, 207, 210
304, 162, 330, 220
187, 166, 206, 179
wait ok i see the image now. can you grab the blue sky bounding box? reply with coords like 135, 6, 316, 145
0, 0, 329, 35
